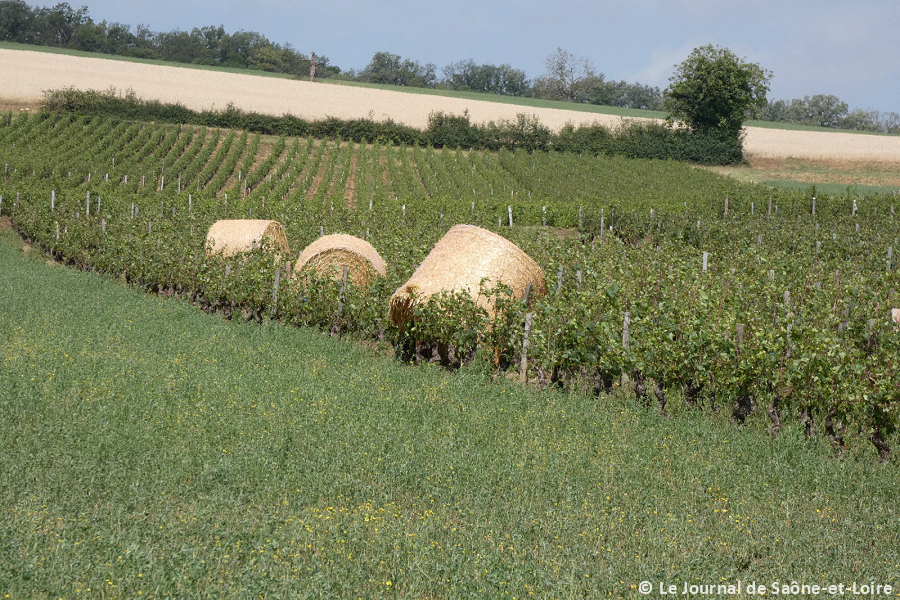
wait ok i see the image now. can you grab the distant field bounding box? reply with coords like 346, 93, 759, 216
2, 46, 899, 164
705, 156, 900, 194
0, 46, 631, 132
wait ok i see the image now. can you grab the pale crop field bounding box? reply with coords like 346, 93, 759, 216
2, 47, 899, 163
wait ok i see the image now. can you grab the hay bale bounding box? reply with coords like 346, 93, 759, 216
293, 234, 386, 286
389, 224, 547, 327
205, 219, 290, 257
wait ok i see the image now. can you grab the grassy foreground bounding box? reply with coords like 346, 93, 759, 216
1, 227, 899, 599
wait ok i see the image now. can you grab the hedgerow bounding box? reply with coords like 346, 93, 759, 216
42, 87, 744, 164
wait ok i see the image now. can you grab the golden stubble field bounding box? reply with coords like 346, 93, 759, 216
2, 48, 899, 185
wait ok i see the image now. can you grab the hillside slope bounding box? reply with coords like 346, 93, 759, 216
2, 47, 899, 162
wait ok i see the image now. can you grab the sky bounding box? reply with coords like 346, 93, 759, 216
24, 0, 900, 114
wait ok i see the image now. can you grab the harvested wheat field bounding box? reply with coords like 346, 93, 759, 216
2, 47, 899, 163
0, 48, 625, 131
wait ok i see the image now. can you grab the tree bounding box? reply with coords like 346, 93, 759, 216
757, 98, 788, 122
31, 2, 88, 47
358, 52, 436, 88
535, 48, 597, 102
153, 29, 207, 64
441, 59, 530, 96
785, 94, 848, 128
252, 45, 287, 73
0, 0, 35, 43
664, 45, 770, 136
216, 30, 269, 68
578, 79, 663, 110
874, 111, 900, 134
69, 18, 105, 52
841, 108, 878, 132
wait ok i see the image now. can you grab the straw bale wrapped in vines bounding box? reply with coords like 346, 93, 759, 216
293, 234, 386, 287
205, 219, 290, 257
389, 224, 546, 328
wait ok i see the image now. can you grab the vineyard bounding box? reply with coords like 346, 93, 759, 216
2, 111, 899, 458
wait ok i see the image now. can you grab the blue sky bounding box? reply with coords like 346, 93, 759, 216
25, 0, 900, 113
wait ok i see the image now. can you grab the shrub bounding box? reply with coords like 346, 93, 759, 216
426, 110, 482, 149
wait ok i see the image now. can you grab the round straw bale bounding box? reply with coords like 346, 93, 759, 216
293, 234, 387, 286
205, 219, 290, 257
389, 224, 547, 328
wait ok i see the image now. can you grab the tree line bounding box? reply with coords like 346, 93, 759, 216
0, 0, 340, 76
339, 49, 665, 111
757, 94, 900, 134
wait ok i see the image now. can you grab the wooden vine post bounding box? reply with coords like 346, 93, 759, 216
620, 311, 631, 388
336, 267, 349, 316
270, 266, 282, 317
518, 283, 534, 384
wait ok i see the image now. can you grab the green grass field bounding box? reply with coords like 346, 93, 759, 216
2, 225, 900, 598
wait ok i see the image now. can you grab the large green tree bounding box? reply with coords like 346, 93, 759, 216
0, 0, 34, 43
664, 45, 771, 136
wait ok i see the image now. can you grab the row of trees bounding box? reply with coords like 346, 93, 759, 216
531, 48, 663, 109
758, 95, 900, 133
343, 49, 665, 110
0, 0, 340, 76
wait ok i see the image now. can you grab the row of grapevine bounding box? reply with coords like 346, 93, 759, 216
2, 113, 898, 459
